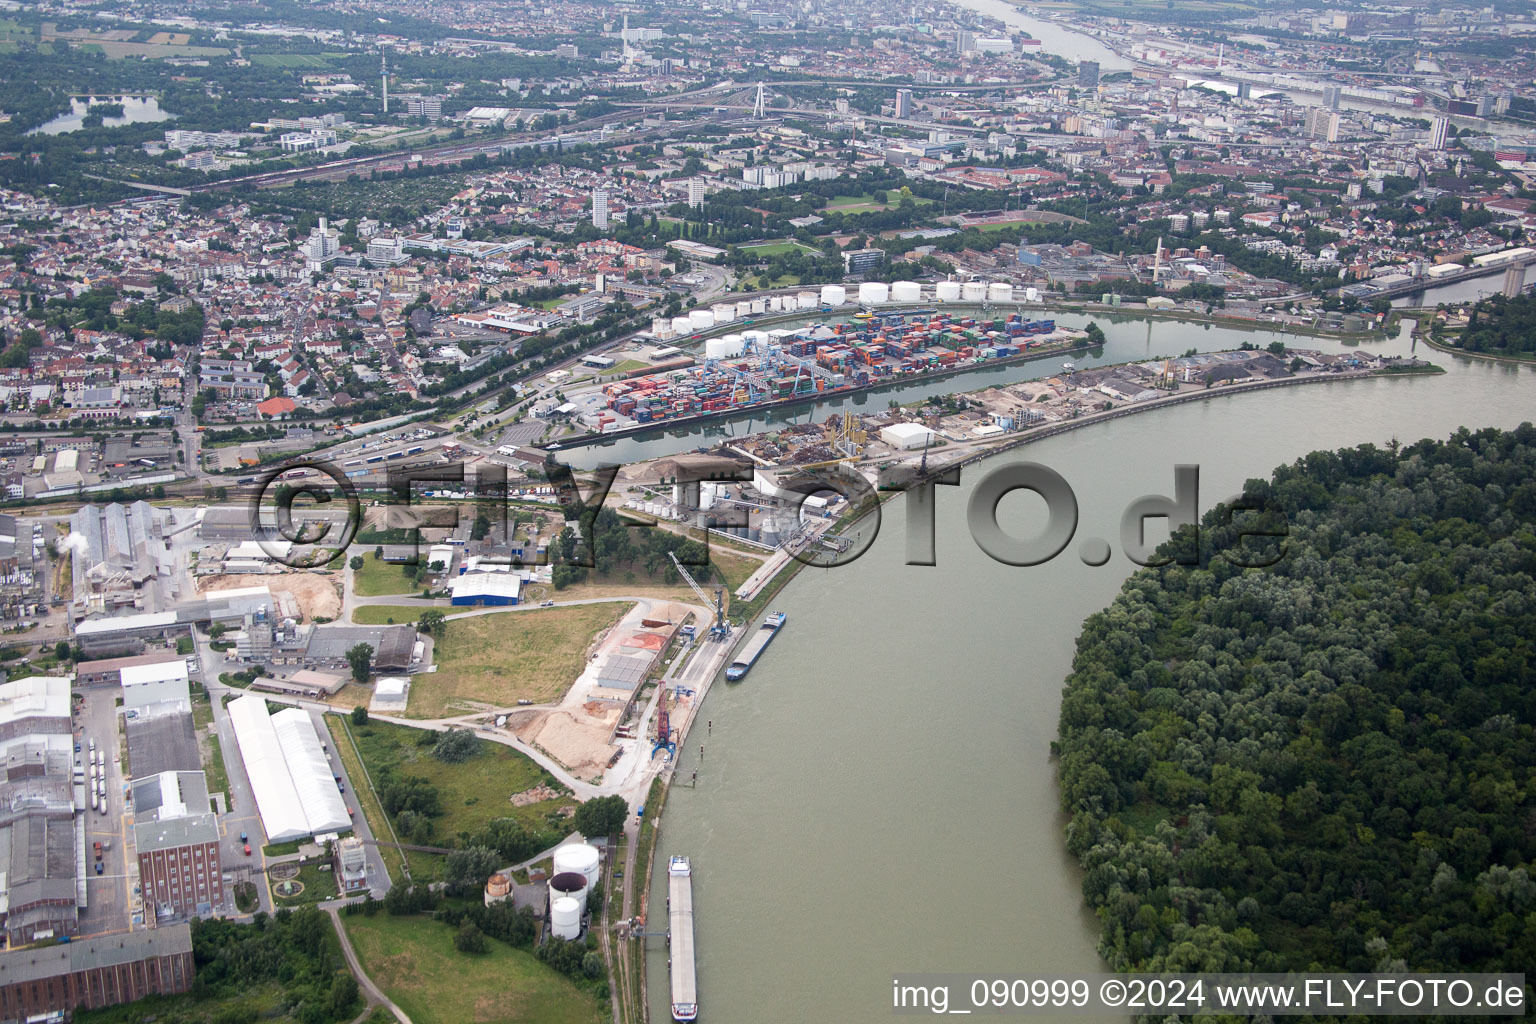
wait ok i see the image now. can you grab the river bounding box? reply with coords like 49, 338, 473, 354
945, 0, 1131, 70
641, 318, 1534, 1023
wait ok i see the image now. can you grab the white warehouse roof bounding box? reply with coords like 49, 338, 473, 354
227, 695, 349, 842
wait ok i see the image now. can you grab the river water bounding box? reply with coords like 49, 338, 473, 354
641, 317, 1535, 1023
946, 0, 1131, 70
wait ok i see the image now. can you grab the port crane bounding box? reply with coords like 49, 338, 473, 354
669, 551, 731, 641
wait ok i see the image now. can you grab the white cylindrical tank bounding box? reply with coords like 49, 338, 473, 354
987, 283, 1014, 302
549, 871, 589, 916
750, 298, 766, 314
797, 290, 818, 309
936, 281, 961, 301
651, 317, 671, 338
688, 309, 714, 332
858, 282, 889, 304
720, 333, 746, 358
551, 896, 582, 939
961, 281, 987, 302
891, 280, 923, 303
554, 843, 603, 888
820, 284, 847, 306
671, 316, 692, 335
704, 337, 727, 360
711, 303, 734, 322
769, 296, 785, 311
1025, 287, 1041, 303
735, 301, 753, 318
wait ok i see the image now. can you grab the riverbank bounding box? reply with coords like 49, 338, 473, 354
1417, 331, 1536, 365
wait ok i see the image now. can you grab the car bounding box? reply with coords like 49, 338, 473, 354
243, 844, 251, 856
73, 742, 80, 753
239, 831, 247, 842
94, 862, 103, 875
347, 806, 354, 817
337, 781, 345, 792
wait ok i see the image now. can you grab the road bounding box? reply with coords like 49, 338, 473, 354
76, 685, 134, 935
324, 903, 414, 1024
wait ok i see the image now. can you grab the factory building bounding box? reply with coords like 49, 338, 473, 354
75, 651, 187, 689
0, 676, 81, 945
0, 925, 193, 1019
449, 572, 521, 606
120, 659, 191, 717
132, 771, 223, 919
226, 695, 350, 842
880, 422, 938, 450
68, 501, 167, 614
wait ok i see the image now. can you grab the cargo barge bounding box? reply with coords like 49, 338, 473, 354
669, 855, 698, 1022
725, 612, 786, 681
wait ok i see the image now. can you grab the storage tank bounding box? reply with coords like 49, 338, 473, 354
1025, 287, 1040, 303
987, 283, 1014, 303
485, 872, 512, 903
797, 290, 818, 309
550, 896, 582, 940
820, 284, 847, 307
688, 309, 714, 332
651, 317, 672, 338
549, 871, 589, 915
719, 334, 747, 358
858, 282, 890, 305
554, 843, 602, 888
671, 316, 692, 335
961, 281, 987, 302
769, 296, 786, 311
711, 303, 734, 322
743, 329, 769, 348
735, 301, 753, 319
936, 281, 961, 301
891, 280, 923, 303
750, 299, 766, 314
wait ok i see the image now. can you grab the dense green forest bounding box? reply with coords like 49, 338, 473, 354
1450, 293, 1536, 357
1057, 425, 1536, 978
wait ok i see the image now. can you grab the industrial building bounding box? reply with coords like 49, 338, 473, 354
335, 836, 369, 893
68, 501, 168, 615
227, 695, 350, 842
370, 676, 410, 712
0, 924, 193, 1020
449, 572, 521, 606
132, 771, 223, 919
125, 712, 201, 780
0, 676, 82, 945
880, 422, 938, 450
121, 659, 191, 717
75, 651, 187, 689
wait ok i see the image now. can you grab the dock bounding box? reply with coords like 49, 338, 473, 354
668, 856, 698, 1021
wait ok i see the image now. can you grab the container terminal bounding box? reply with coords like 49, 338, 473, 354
668, 855, 698, 1022
552, 301, 1082, 445
724, 612, 786, 681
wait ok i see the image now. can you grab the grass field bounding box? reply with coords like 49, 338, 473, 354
352, 604, 433, 625
251, 52, 335, 67
271, 862, 339, 905
821, 192, 934, 214
406, 603, 629, 715
344, 719, 574, 851
740, 240, 816, 256
345, 913, 606, 1024
328, 716, 407, 884
353, 552, 424, 597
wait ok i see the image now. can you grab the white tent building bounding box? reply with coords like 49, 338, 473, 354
227, 695, 349, 842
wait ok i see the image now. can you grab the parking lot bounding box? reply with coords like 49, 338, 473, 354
74, 686, 138, 935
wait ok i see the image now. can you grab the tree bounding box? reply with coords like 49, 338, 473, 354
1266, 340, 1286, 356
350, 705, 369, 726
454, 921, 489, 954
349, 555, 364, 571
417, 609, 445, 635
1083, 322, 1106, 345
573, 795, 629, 838
328, 975, 360, 1018
346, 643, 374, 683
54, 641, 69, 662
432, 727, 478, 763
444, 845, 502, 898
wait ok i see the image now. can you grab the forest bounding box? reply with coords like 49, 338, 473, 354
1450, 292, 1536, 357
1056, 425, 1536, 980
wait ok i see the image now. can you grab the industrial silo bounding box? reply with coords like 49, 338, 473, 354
688, 309, 715, 332
987, 283, 1014, 303
485, 872, 512, 905
554, 843, 602, 888
935, 281, 961, 301
820, 284, 847, 307
652, 317, 672, 338
961, 281, 987, 302
891, 280, 923, 303
551, 896, 582, 940
549, 870, 589, 915
858, 282, 890, 305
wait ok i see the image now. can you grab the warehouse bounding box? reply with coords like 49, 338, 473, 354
226, 695, 350, 842
449, 572, 521, 606
879, 422, 937, 450
121, 659, 191, 716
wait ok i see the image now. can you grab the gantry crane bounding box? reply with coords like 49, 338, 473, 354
669, 551, 730, 641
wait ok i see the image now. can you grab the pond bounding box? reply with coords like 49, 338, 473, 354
29, 95, 175, 136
